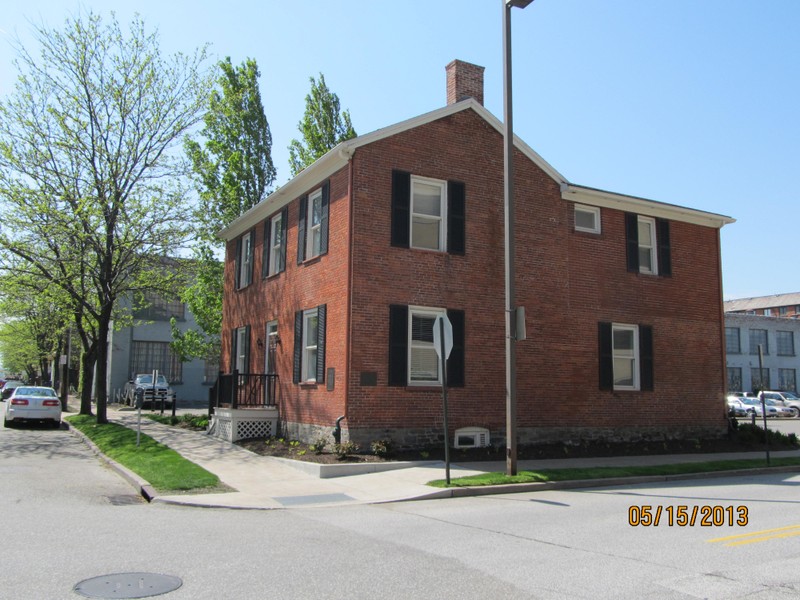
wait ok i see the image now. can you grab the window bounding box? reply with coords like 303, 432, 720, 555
749, 329, 768, 355
297, 182, 329, 263
751, 367, 770, 392
764, 308, 772, 316
235, 230, 254, 289
292, 305, 326, 384
262, 208, 287, 278
130, 341, 182, 384
229, 326, 250, 374
598, 322, 653, 392
574, 204, 601, 234
779, 306, 788, 316
203, 358, 219, 384
779, 369, 797, 392
625, 213, 671, 276
725, 327, 740, 354
133, 291, 185, 321
391, 170, 465, 255
388, 304, 465, 387
727, 367, 742, 392
411, 177, 447, 250
265, 321, 278, 375
408, 307, 446, 384
777, 331, 795, 356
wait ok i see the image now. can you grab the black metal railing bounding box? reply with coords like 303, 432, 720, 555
208, 371, 278, 415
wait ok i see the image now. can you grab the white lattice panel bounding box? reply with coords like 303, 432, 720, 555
209, 408, 279, 442
235, 419, 274, 441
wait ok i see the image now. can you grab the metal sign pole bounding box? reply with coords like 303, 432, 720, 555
439, 317, 451, 485
758, 346, 770, 466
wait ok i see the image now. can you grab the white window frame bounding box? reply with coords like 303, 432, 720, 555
612, 323, 639, 391
302, 308, 319, 383
637, 216, 658, 275
306, 188, 323, 259
265, 320, 278, 374
235, 327, 248, 374
408, 306, 446, 386
574, 204, 601, 234
410, 176, 447, 252
238, 232, 253, 288
268, 212, 283, 276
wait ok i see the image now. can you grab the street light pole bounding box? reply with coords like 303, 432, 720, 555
503, 0, 533, 476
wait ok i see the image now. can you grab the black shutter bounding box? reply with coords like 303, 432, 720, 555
230, 329, 237, 373
243, 325, 251, 375
245, 230, 254, 286
598, 322, 613, 390
447, 309, 465, 387
388, 304, 408, 386
316, 304, 326, 384
657, 219, 671, 277
391, 170, 411, 248
319, 181, 330, 255
278, 207, 288, 273
640, 324, 654, 391
234, 237, 242, 289
297, 196, 307, 264
293, 311, 303, 384
625, 212, 639, 273
447, 180, 466, 255
262, 218, 271, 278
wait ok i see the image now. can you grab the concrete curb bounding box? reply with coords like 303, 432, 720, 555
268, 455, 442, 478
66, 421, 159, 503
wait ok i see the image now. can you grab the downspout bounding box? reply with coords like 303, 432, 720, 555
715, 228, 729, 423
343, 146, 355, 439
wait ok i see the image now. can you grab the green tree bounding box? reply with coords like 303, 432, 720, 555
288, 73, 357, 176
0, 11, 211, 422
174, 57, 275, 363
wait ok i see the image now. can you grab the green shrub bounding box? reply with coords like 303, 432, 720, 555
334, 441, 360, 459
309, 436, 328, 454
370, 438, 392, 458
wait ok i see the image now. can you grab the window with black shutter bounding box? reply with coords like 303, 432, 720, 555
625, 212, 671, 277
297, 181, 330, 264
598, 321, 653, 391
292, 305, 326, 384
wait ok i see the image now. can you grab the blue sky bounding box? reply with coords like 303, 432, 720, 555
2, 1, 798, 301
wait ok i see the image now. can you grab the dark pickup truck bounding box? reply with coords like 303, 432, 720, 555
123, 373, 176, 408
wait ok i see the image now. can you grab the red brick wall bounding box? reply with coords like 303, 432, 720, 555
222, 106, 727, 446
346, 108, 726, 443
222, 166, 352, 429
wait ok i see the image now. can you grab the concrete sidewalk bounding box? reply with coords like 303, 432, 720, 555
68, 405, 800, 510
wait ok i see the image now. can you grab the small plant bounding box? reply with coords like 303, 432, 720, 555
309, 436, 328, 454
334, 441, 360, 460
420, 450, 430, 459
289, 440, 300, 447
370, 438, 392, 458
297, 450, 306, 456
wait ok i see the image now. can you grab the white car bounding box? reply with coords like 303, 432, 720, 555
3, 386, 61, 428
740, 397, 780, 418
726, 396, 748, 417
760, 391, 800, 418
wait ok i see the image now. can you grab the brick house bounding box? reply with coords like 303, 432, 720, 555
218, 60, 734, 448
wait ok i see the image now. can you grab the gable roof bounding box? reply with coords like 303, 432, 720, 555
724, 292, 800, 312
219, 99, 734, 240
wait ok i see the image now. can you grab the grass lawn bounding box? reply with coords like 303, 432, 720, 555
428, 456, 800, 488
67, 414, 221, 493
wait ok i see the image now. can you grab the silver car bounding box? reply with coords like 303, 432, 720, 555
3, 386, 61, 428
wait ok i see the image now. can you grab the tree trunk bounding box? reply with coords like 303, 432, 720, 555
79, 349, 96, 416
94, 314, 110, 424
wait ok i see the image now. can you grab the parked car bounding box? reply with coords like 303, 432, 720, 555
1, 380, 26, 400
760, 391, 800, 418
739, 397, 789, 418
123, 373, 175, 408
726, 396, 748, 417
762, 398, 795, 418
3, 386, 61, 428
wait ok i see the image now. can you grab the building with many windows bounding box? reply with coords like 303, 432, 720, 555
219, 60, 734, 448
724, 312, 799, 394
106, 291, 216, 406
724, 292, 800, 319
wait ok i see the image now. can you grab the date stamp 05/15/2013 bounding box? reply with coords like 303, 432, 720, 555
628, 505, 749, 527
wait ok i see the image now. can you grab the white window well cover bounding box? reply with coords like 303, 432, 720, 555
454, 426, 490, 448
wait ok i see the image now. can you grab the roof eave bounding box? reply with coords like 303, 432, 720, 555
561, 183, 735, 229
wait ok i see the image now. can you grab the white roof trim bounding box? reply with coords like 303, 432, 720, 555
561, 183, 735, 229
220, 99, 568, 241
220, 99, 733, 240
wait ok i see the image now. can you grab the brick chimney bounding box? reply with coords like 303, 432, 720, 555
446, 59, 485, 106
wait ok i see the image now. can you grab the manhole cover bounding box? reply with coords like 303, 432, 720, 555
74, 573, 182, 598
